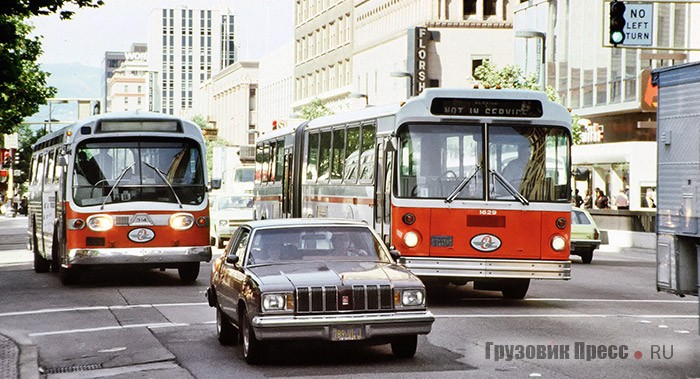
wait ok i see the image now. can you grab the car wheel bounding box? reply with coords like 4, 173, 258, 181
216, 306, 238, 345
501, 279, 530, 299
580, 250, 593, 264
59, 266, 79, 285
217, 236, 225, 249
391, 334, 418, 358
178, 262, 200, 282
241, 311, 265, 364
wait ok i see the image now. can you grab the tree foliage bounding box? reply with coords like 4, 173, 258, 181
0, 0, 104, 135
0, 16, 56, 134
474, 61, 581, 143
190, 114, 229, 176
299, 98, 333, 120
0, 0, 104, 20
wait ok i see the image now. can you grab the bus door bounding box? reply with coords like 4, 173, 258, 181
374, 138, 395, 244
281, 148, 293, 218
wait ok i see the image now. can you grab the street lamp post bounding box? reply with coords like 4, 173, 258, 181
349, 92, 369, 107
515, 30, 546, 91
390, 71, 414, 99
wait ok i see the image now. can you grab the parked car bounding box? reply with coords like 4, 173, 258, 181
570, 208, 601, 263
206, 219, 434, 364
209, 193, 254, 248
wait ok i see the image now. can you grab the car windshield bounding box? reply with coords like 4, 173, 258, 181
72, 138, 205, 206
572, 210, 592, 225
217, 195, 253, 210
247, 226, 390, 265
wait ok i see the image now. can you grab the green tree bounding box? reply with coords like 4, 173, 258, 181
0, 1, 104, 134
299, 98, 333, 120
12, 124, 48, 195
473, 61, 581, 143
0, 16, 56, 134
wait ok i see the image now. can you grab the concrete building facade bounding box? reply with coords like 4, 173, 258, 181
147, 7, 236, 117
107, 54, 151, 113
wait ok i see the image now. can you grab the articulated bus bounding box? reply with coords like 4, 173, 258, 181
254, 88, 572, 299
28, 111, 213, 285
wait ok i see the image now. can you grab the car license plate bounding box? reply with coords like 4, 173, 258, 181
330, 325, 365, 341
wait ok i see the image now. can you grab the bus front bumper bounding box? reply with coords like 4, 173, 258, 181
66, 246, 212, 266
400, 257, 571, 280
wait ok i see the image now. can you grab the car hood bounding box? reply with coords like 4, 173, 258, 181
248, 260, 418, 289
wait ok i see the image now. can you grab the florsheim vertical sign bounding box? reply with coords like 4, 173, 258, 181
409, 27, 430, 96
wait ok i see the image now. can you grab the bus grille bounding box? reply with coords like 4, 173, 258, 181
295, 285, 392, 313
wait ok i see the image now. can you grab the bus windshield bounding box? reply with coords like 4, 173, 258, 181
72, 139, 206, 206
397, 123, 570, 202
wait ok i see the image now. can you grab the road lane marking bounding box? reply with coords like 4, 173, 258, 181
0, 302, 208, 318
29, 322, 191, 337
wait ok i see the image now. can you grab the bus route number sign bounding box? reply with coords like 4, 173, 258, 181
431, 98, 543, 118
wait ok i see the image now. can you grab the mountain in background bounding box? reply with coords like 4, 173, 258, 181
24, 63, 103, 127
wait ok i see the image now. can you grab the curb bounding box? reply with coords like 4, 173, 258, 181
0, 329, 39, 379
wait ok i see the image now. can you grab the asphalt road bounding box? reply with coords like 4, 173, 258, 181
0, 215, 698, 378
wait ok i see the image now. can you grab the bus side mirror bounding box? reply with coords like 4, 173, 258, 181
389, 247, 401, 262
211, 178, 222, 190
58, 155, 67, 166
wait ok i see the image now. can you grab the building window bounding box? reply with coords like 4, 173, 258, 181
484, 0, 497, 17
471, 56, 489, 78
464, 0, 477, 17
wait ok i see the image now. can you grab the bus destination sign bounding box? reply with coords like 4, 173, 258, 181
430, 98, 543, 118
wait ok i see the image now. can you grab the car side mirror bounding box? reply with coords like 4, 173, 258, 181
389, 248, 401, 262
225, 255, 239, 265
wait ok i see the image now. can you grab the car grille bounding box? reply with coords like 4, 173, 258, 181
226, 220, 247, 227
296, 285, 393, 313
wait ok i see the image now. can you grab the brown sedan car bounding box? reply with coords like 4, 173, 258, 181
206, 219, 434, 364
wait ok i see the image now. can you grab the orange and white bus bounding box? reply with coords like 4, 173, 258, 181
254, 88, 572, 298
28, 111, 214, 285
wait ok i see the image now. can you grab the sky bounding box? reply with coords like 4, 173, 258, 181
29, 0, 295, 67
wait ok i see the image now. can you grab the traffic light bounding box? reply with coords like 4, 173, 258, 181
14, 149, 20, 166
609, 0, 626, 46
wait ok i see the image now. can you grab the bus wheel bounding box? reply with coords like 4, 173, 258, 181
33, 235, 51, 274
178, 262, 200, 282
60, 266, 80, 285
501, 279, 530, 300
51, 229, 63, 273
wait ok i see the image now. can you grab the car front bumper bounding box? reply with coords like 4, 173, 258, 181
251, 310, 434, 341
570, 239, 601, 253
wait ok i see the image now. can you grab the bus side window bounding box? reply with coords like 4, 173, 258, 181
318, 130, 331, 182
359, 124, 375, 182
306, 133, 319, 182
344, 126, 360, 183
274, 138, 285, 183
331, 128, 345, 180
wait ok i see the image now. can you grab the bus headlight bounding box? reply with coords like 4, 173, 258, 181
86, 215, 114, 232
404, 231, 420, 248
551, 235, 566, 251
169, 213, 194, 230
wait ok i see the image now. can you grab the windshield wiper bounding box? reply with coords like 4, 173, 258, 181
143, 162, 183, 209
445, 164, 482, 203
100, 163, 135, 210
489, 169, 529, 205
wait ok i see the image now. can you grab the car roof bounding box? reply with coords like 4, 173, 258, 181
244, 218, 371, 230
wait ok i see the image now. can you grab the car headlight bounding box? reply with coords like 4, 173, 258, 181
394, 289, 425, 307
262, 293, 294, 312
86, 214, 113, 231
169, 213, 194, 230
218, 219, 228, 227
551, 235, 567, 251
